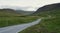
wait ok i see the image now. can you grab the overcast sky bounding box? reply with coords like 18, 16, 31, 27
0, 0, 60, 11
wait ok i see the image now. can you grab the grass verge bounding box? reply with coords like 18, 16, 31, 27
0, 16, 38, 27
19, 9, 60, 33
19, 16, 60, 33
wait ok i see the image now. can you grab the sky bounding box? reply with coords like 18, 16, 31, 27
0, 0, 60, 11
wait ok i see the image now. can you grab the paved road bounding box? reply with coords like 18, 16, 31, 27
0, 19, 41, 33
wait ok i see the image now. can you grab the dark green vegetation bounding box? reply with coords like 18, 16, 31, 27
0, 9, 34, 16
19, 3, 60, 33
0, 16, 38, 27
0, 9, 37, 27
0, 9, 21, 16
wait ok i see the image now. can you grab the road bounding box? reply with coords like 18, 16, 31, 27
0, 19, 41, 33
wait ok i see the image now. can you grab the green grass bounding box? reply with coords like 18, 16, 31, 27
0, 9, 38, 27
0, 10, 21, 16
19, 9, 60, 33
0, 16, 38, 27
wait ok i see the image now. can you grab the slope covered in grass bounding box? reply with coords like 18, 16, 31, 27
19, 3, 60, 33
0, 16, 38, 27
0, 9, 38, 27
0, 9, 22, 16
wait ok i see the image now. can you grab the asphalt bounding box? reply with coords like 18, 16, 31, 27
0, 19, 41, 33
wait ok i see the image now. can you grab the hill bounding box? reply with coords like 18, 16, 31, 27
33, 3, 60, 16
0, 8, 35, 16
0, 9, 22, 16
0, 8, 37, 27
19, 3, 60, 33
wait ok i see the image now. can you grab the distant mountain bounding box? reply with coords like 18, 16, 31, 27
16, 10, 35, 15
0, 8, 35, 16
33, 3, 60, 14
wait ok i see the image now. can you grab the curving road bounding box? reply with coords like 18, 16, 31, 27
0, 19, 41, 33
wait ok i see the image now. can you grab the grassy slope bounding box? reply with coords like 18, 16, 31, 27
19, 9, 60, 33
0, 10, 38, 27
0, 16, 38, 27
0, 10, 21, 16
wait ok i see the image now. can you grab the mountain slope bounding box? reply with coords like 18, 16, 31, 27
33, 3, 60, 16
19, 3, 60, 33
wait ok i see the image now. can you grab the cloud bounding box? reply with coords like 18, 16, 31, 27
0, 0, 60, 11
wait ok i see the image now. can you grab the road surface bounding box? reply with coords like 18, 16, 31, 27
0, 19, 41, 33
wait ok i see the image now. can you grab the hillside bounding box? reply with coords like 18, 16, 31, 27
0, 9, 22, 16
0, 9, 37, 27
33, 3, 60, 16
0, 8, 34, 16
19, 3, 60, 33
